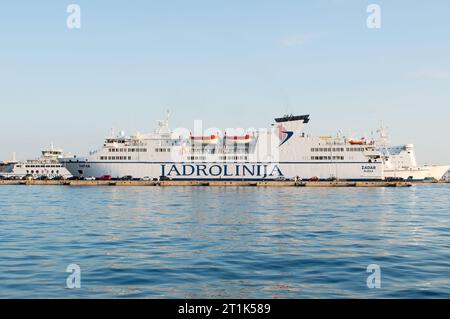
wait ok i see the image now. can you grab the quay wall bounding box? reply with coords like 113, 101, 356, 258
0, 180, 421, 187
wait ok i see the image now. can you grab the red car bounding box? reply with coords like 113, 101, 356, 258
98, 175, 112, 181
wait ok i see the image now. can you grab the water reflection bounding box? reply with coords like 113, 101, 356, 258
0, 185, 449, 298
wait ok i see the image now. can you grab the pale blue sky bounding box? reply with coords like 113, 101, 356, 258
0, 1, 449, 163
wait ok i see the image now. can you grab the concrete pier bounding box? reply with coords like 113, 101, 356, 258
0, 180, 415, 187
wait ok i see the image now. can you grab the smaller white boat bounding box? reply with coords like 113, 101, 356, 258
1, 144, 72, 179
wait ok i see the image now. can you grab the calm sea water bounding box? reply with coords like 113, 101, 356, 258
0, 184, 449, 298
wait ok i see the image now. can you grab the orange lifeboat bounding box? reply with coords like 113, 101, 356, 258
348, 138, 366, 145
224, 134, 254, 144
190, 134, 220, 145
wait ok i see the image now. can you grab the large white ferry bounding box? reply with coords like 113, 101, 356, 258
59, 114, 449, 181
1, 145, 72, 179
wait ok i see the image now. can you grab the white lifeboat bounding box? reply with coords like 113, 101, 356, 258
224, 134, 254, 144
190, 133, 220, 145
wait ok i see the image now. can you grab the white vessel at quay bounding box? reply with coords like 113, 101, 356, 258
375, 127, 450, 181
1, 145, 72, 179
59, 114, 449, 181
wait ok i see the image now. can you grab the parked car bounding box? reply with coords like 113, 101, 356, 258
0, 175, 6, 180
309, 176, 320, 182
120, 175, 133, 181
36, 176, 49, 180
67, 176, 81, 180
22, 174, 34, 181
52, 176, 65, 180
84, 176, 96, 181
385, 177, 404, 182
98, 175, 112, 181
159, 176, 171, 181
142, 176, 151, 181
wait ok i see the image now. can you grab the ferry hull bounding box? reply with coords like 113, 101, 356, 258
60, 160, 384, 181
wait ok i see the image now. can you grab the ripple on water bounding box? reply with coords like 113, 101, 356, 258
0, 185, 449, 298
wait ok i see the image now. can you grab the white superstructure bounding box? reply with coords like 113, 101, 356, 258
2, 145, 72, 179
59, 114, 449, 181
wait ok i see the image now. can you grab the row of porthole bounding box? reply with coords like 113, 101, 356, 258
26, 170, 60, 174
